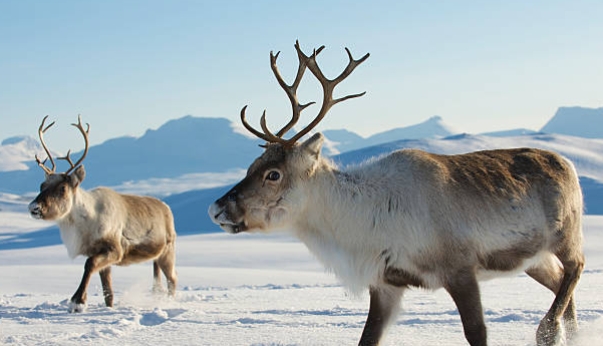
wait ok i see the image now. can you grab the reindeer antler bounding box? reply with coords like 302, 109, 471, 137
59, 115, 90, 175
241, 40, 369, 147
35, 115, 57, 175
34, 115, 90, 175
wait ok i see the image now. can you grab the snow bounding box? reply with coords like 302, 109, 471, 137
1, 185, 602, 345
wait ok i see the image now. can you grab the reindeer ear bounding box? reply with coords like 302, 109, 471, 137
300, 133, 324, 159
71, 165, 86, 187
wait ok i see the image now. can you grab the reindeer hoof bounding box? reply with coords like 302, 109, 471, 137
68, 301, 87, 313
152, 286, 166, 295
536, 318, 563, 346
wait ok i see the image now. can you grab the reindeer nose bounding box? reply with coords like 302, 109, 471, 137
28, 202, 42, 219
208, 203, 223, 222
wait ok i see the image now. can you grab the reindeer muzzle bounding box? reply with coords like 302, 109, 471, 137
28, 201, 43, 219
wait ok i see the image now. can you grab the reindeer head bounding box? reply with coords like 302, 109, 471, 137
209, 41, 369, 233
29, 115, 90, 221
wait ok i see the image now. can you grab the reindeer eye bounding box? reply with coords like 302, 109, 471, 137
266, 171, 281, 181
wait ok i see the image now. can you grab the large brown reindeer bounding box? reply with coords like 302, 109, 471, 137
209, 41, 584, 346
29, 116, 177, 313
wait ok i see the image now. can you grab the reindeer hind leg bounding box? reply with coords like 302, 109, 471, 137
152, 261, 164, 294
157, 242, 177, 296
99, 266, 114, 307
536, 257, 583, 345
526, 253, 579, 341
535, 222, 584, 345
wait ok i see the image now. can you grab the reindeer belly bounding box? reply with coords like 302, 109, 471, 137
476, 249, 548, 281
118, 239, 166, 266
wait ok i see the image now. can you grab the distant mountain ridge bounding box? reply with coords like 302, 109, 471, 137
1, 106, 602, 195
0, 114, 459, 193
323, 115, 458, 152
540, 106, 603, 138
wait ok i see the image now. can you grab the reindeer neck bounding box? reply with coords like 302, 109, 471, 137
58, 187, 96, 227
294, 166, 375, 233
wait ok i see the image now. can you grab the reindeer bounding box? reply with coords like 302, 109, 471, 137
29, 116, 177, 313
208, 41, 584, 346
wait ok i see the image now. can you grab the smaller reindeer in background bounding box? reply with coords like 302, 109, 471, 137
29, 115, 177, 312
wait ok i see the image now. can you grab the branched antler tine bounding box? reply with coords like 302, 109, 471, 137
271, 42, 315, 138
331, 48, 370, 85
273, 42, 326, 138
288, 46, 369, 144
35, 155, 54, 175
259, 112, 287, 144
312, 45, 326, 56
333, 91, 367, 105
240, 106, 273, 142
63, 115, 90, 174
58, 150, 75, 170
36, 115, 56, 174
328, 49, 369, 106
299, 101, 316, 111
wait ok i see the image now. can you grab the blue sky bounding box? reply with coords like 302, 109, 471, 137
1, 1, 602, 153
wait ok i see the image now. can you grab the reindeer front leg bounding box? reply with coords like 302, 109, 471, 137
69, 243, 121, 312
69, 256, 96, 312
359, 286, 404, 346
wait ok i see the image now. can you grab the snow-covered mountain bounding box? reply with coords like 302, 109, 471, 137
363, 115, 457, 147
0, 136, 46, 172
321, 129, 364, 153
80, 116, 265, 186
323, 115, 458, 152
541, 106, 603, 138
